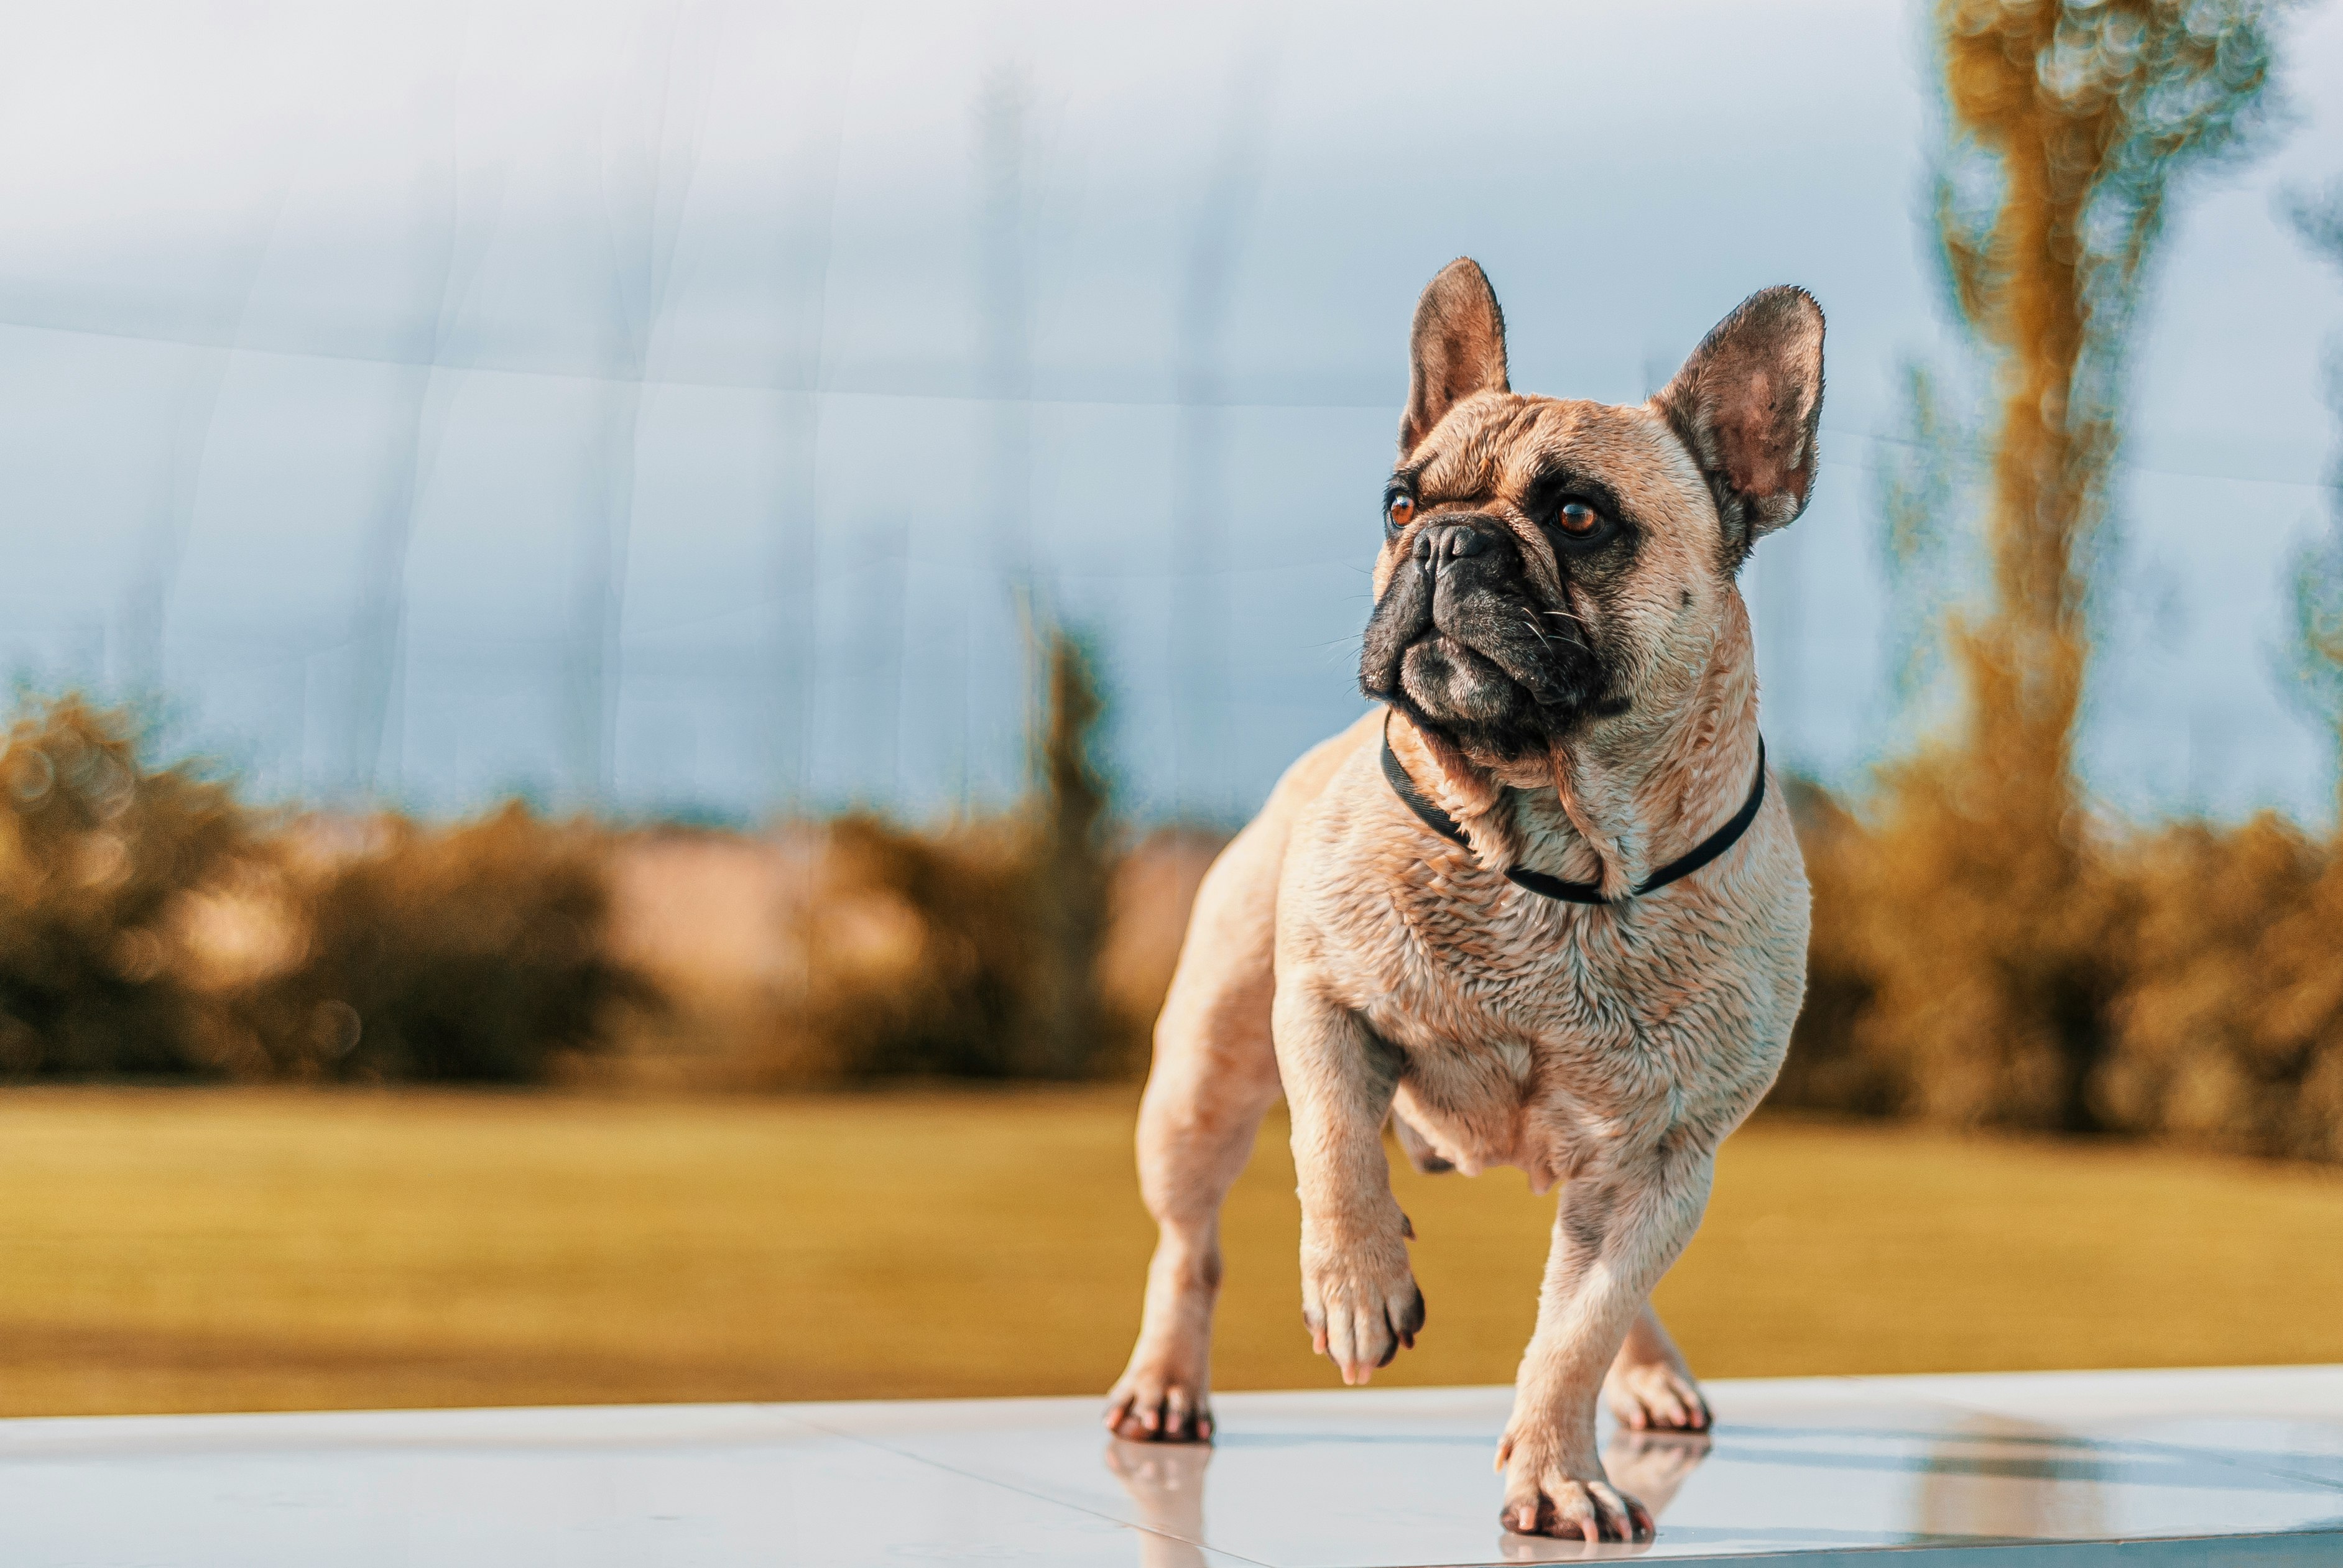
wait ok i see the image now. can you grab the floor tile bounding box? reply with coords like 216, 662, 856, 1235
1, 1370, 2337, 1567
0, 1404, 1247, 1568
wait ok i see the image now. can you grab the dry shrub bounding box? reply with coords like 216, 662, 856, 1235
1799, 752, 2129, 1133
1021, 630, 1115, 1079
1783, 793, 2343, 1164
606, 819, 1216, 1092
765, 814, 1039, 1083
0, 648, 1141, 1095
0, 695, 654, 1085
2100, 818, 2343, 1163
1770, 780, 1891, 1115
251, 805, 659, 1084
0, 698, 256, 1078
759, 628, 1122, 1087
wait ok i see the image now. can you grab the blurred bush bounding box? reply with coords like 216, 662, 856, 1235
0, 634, 1170, 1094
1778, 796, 2343, 1164
1767, 780, 1892, 1117
250, 806, 659, 1084
0, 698, 256, 1077
760, 627, 1131, 1086
764, 814, 1037, 1083
0, 697, 652, 1085
2099, 819, 2343, 1161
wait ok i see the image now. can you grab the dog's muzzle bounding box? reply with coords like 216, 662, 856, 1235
1357, 513, 1615, 755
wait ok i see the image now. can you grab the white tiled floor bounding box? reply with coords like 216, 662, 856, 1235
1, 1367, 2337, 1566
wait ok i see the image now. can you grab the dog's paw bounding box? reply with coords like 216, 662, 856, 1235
1104, 1361, 1214, 1443
1604, 1357, 1711, 1432
1495, 1426, 1653, 1543
1299, 1224, 1423, 1385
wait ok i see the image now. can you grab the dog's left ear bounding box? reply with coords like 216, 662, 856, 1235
1654, 286, 1824, 557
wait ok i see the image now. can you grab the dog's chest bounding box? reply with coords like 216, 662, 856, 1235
1331, 844, 1785, 1171
1369, 863, 1673, 1047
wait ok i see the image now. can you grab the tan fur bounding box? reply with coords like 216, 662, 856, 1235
1106, 265, 1819, 1546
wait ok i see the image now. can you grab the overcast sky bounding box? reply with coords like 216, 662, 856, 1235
0, 0, 2338, 823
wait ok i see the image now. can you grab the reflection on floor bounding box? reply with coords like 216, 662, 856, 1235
0, 1367, 2336, 1565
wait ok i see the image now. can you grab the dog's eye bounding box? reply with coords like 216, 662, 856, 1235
1385, 495, 1415, 531
1558, 501, 1601, 536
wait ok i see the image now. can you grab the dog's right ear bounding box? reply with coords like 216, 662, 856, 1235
1400, 259, 1509, 456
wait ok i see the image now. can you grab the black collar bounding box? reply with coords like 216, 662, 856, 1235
1379, 713, 1767, 906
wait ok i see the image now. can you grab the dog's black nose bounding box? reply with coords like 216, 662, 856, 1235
1413, 521, 1490, 570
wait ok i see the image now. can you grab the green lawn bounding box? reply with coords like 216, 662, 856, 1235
0, 1085, 2336, 1418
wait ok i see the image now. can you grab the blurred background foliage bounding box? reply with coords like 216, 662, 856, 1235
258, 805, 657, 1084
0, 696, 254, 1079
0, 697, 654, 1085
760, 627, 1125, 1084
1773, 0, 2343, 1162
4, 0, 2343, 1174
0, 627, 1153, 1095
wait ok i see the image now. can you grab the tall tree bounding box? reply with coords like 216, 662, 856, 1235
1936, 0, 2278, 816
1021, 625, 1112, 1080
1843, 0, 2280, 1133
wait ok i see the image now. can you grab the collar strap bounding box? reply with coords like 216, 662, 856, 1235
1379, 712, 1766, 906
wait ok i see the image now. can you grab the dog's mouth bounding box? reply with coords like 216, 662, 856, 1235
1396, 635, 1527, 719
1358, 517, 1609, 757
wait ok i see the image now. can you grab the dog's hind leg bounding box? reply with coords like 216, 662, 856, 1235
1104, 818, 1285, 1444
1602, 1301, 1711, 1432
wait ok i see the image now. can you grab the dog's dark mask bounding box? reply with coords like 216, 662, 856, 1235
1358, 501, 1615, 759
1357, 259, 1825, 763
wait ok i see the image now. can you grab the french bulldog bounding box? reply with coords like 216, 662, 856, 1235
1105, 258, 1819, 1543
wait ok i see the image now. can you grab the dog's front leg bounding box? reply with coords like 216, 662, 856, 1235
1273, 984, 1423, 1385
1498, 1146, 1714, 1543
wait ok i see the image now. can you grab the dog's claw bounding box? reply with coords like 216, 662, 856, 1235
1499, 1425, 1653, 1544
1604, 1358, 1712, 1434
1300, 1224, 1425, 1386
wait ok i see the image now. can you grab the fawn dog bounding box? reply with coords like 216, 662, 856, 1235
1104, 259, 1821, 1543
